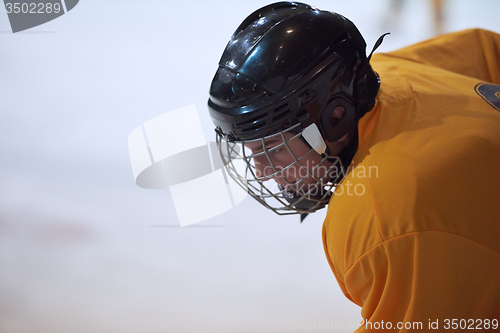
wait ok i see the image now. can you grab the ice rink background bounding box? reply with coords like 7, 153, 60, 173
1, 0, 499, 332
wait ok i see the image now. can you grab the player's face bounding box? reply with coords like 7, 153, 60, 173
245, 132, 334, 194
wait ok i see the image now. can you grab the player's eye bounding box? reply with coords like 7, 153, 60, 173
270, 146, 282, 155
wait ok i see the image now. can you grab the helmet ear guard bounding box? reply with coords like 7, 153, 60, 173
313, 33, 390, 145
317, 94, 357, 142
299, 94, 357, 155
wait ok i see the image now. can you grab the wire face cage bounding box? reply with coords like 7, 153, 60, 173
216, 123, 344, 216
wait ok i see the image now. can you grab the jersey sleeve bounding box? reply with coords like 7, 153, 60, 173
381, 29, 500, 84
344, 231, 500, 332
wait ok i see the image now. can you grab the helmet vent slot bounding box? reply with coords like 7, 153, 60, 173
271, 105, 291, 121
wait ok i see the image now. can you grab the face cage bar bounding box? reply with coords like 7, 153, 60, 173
216, 124, 344, 215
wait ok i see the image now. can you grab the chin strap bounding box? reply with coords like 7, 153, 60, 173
299, 128, 359, 223
353, 32, 390, 79
296, 35, 390, 223
368, 33, 390, 61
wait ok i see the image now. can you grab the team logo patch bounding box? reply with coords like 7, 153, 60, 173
475, 82, 500, 112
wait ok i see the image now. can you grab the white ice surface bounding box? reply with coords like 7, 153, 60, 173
1, 1, 499, 332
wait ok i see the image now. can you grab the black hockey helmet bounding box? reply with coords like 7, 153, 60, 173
208, 1, 380, 143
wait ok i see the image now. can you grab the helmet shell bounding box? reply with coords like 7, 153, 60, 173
208, 2, 375, 141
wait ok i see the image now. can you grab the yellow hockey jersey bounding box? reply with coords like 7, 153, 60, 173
322, 29, 500, 332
